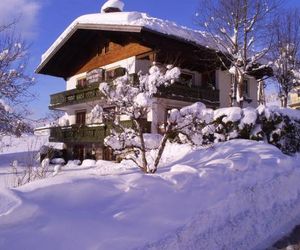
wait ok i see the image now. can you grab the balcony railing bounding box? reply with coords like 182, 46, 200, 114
49, 83, 104, 109
49, 125, 107, 144
49, 120, 152, 144
49, 73, 140, 109
50, 74, 220, 110
157, 83, 219, 104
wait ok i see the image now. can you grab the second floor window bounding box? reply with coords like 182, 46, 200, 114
180, 72, 194, 87
76, 78, 87, 89
76, 110, 86, 125
243, 79, 249, 96
105, 67, 126, 81
202, 71, 216, 89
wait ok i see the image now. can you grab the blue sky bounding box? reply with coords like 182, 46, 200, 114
1, 0, 300, 118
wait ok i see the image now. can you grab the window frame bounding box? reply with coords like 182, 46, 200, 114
75, 110, 87, 125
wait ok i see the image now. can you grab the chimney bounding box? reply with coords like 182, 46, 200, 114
101, 0, 125, 13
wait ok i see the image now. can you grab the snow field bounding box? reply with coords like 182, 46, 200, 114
0, 138, 300, 249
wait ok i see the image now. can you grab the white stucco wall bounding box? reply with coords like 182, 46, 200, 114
135, 59, 151, 74
244, 77, 258, 108
64, 105, 98, 126
217, 70, 231, 108
216, 70, 259, 108
150, 98, 195, 133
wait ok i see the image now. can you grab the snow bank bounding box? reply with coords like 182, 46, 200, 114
0, 189, 21, 217
81, 159, 97, 167
1, 140, 300, 250
65, 160, 81, 167
50, 158, 65, 165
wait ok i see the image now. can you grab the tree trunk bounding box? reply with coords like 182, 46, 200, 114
134, 119, 148, 173
230, 75, 236, 107
282, 96, 288, 108
151, 133, 169, 174
237, 74, 245, 108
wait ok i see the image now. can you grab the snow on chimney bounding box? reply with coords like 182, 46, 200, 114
101, 0, 125, 13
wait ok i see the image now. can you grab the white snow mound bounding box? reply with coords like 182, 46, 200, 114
0, 139, 300, 250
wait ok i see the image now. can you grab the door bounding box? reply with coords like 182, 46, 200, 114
76, 111, 86, 125
74, 145, 84, 162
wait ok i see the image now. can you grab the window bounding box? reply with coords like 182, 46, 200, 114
231, 75, 250, 97
73, 145, 84, 161
202, 71, 216, 89
76, 110, 86, 125
102, 41, 110, 54
243, 79, 249, 96
180, 72, 194, 86
76, 78, 87, 89
86, 68, 105, 84
105, 67, 126, 81
136, 52, 156, 62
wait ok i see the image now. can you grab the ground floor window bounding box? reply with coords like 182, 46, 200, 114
66, 143, 114, 162
73, 145, 84, 162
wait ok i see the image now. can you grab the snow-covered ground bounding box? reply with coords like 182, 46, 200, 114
0, 135, 48, 188
0, 136, 300, 249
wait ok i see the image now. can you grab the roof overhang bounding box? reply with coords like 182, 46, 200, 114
36, 23, 143, 76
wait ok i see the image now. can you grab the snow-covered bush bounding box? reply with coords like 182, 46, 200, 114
207, 105, 300, 154
95, 64, 212, 173
258, 107, 300, 154
11, 157, 52, 187
58, 113, 69, 127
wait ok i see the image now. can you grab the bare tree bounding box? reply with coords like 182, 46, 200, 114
195, 0, 279, 107
271, 8, 300, 107
0, 21, 35, 136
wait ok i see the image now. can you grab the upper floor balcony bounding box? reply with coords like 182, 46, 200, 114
49, 82, 103, 110
49, 68, 136, 110
49, 67, 220, 110
156, 83, 219, 106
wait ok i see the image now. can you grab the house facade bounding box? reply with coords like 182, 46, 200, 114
289, 87, 300, 109
37, 0, 264, 161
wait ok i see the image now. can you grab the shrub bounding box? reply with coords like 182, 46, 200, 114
207, 105, 300, 155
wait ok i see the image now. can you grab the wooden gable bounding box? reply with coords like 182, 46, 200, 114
75, 39, 152, 75
38, 28, 226, 79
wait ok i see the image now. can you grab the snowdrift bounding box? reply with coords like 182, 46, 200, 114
0, 140, 300, 250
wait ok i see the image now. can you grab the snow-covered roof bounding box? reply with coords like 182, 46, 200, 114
37, 12, 213, 73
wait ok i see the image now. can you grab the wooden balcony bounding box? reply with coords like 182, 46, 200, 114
49, 74, 220, 110
289, 100, 300, 109
157, 83, 220, 106
49, 71, 137, 110
49, 120, 152, 144
49, 125, 107, 144
49, 83, 104, 109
